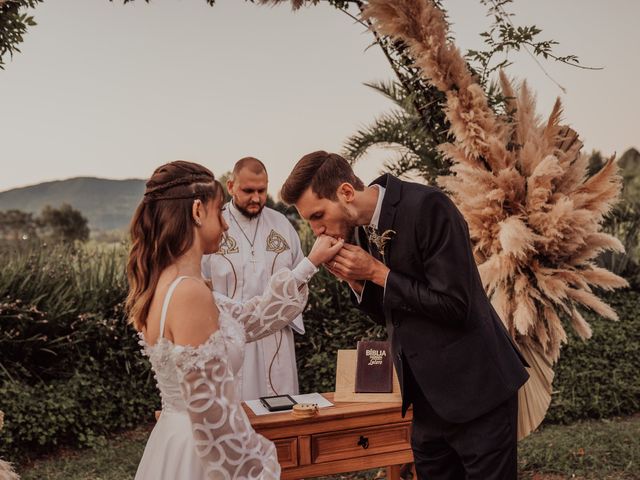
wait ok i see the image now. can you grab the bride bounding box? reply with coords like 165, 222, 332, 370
127, 160, 342, 479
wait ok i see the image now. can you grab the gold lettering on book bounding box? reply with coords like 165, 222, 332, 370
366, 349, 387, 366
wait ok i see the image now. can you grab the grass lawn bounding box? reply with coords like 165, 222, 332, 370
16, 415, 639, 480
518, 414, 639, 480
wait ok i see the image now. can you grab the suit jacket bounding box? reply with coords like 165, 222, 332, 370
354, 174, 529, 423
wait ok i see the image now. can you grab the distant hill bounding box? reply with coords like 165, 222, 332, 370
2, 148, 638, 231
0, 177, 145, 231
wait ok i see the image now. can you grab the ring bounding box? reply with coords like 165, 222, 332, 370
332, 261, 337, 269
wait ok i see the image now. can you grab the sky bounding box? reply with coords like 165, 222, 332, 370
1, 0, 638, 196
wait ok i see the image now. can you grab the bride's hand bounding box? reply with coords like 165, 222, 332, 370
307, 235, 344, 267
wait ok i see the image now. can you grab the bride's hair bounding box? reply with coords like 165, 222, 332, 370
126, 160, 222, 331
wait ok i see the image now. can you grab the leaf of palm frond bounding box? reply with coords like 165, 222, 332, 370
363, 80, 410, 108
383, 150, 425, 178
556, 126, 581, 153
343, 111, 422, 161
365, 79, 428, 118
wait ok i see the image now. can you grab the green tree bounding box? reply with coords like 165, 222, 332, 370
343, 79, 449, 184
618, 147, 640, 203
266, 195, 300, 224
338, 0, 452, 182
217, 171, 232, 202
39, 203, 90, 243
587, 147, 640, 204
0, 0, 42, 70
466, 0, 591, 88
590, 148, 640, 288
0, 209, 38, 241
587, 149, 606, 177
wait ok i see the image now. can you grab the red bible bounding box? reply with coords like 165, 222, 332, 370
354, 340, 393, 393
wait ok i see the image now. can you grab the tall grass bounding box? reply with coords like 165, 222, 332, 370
0, 240, 158, 461
0, 241, 129, 383
1, 234, 638, 462
0, 241, 127, 318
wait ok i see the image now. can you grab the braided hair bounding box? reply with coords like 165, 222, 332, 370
126, 160, 222, 330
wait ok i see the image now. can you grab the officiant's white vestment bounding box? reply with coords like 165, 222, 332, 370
202, 201, 305, 400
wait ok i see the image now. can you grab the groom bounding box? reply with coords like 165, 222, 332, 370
281, 151, 529, 480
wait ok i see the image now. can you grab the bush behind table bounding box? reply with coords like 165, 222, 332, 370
0, 240, 637, 462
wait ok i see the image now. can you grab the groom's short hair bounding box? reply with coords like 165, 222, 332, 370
280, 151, 364, 204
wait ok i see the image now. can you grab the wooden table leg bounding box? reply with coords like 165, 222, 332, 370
386, 464, 402, 480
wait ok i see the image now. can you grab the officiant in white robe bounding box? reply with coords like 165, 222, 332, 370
202, 157, 306, 401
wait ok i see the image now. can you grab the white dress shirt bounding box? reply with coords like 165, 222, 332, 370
352, 185, 389, 302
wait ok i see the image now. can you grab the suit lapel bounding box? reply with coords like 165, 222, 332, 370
370, 174, 402, 264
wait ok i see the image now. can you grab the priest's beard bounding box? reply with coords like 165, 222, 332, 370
234, 200, 265, 219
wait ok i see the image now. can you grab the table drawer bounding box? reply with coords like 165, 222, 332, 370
275, 437, 298, 469
311, 422, 411, 464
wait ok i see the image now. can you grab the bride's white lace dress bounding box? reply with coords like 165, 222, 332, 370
135, 261, 316, 480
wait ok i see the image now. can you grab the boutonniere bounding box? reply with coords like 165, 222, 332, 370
365, 226, 396, 259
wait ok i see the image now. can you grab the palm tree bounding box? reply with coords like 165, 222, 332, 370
342, 79, 451, 184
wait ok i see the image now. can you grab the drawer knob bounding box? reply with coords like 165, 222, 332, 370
357, 435, 369, 450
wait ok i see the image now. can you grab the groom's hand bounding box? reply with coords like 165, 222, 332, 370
328, 243, 390, 288
325, 261, 365, 294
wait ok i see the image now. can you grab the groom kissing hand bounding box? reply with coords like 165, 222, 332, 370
326, 243, 389, 295
281, 151, 529, 480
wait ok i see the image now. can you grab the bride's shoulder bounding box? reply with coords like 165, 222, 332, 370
167, 278, 220, 347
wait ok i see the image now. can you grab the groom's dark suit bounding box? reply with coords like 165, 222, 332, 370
353, 174, 529, 480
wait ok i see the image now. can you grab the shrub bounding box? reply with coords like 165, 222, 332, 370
296, 267, 385, 393
0, 242, 158, 461
0, 365, 157, 460
1, 237, 638, 462
546, 289, 640, 423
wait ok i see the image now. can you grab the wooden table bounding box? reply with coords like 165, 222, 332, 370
244, 393, 414, 479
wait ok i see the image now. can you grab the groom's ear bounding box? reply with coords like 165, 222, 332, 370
337, 182, 356, 203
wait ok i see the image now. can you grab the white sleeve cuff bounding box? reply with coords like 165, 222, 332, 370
292, 257, 318, 284
351, 281, 366, 304
291, 314, 305, 334
381, 271, 389, 304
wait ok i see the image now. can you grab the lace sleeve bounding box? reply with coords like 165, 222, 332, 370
214, 260, 316, 343
173, 336, 280, 480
